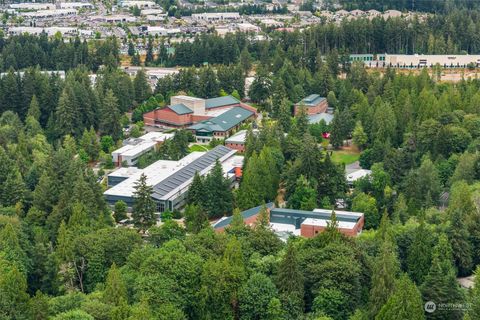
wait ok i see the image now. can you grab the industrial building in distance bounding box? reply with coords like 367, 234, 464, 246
104, 145, 243, 213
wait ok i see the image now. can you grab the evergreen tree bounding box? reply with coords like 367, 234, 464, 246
104, 263, 127, 306
466, 265, 480, 319
352, 121, 368, 150
187, 172, 204, 206
407, 221, 433, 285
288, 175, 317, 211
369, 223, 400, 318
100, 89, 122, 140
376, 274, 425, 320
132, 173, 156, 231
203, 161, 233, 219
0, 256, 30, 319
55, 89, 78, 137
113, 201, 128, 223
27, 94, 41, 121
145, 37, 154, 66
420, 234, 465, 320
133, 69, 152, 104
278, 98, 292, 132
184, 204, 208, 233
277, 242, 304, 319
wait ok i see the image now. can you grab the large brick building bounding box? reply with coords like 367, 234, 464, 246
213, 204, 364, 238
143, 95, 256, 128
294, 94, 328, 115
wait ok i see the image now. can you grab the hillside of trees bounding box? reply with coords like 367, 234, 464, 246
2, 11, 480, 319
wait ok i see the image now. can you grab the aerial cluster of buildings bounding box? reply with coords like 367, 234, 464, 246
143, 95, 256, 143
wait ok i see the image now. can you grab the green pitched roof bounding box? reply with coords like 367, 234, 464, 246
205, 95, 240, 109
189, 107, 253, 132
168, 103, 193, 115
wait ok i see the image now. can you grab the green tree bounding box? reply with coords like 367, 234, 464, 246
132, 173, 156, 231
466, 265, 480, 319
103, 263, 127, 307
113, 201, 128, 223
376, 274, 425, 320
352, 192, 379, 229
203, 161, 233, 219
133, 69, 152, 104
27, 94, 41, 120
352, 121, 368, 150
100, 89, 122, 140
369, 231, 400, 317
406, 221, 433, 285
184, 204, 208, 234
239, 273, 278, 320
0, 255, 30, 319
277, 242, 304, 319
288, 175, 317, 211
420, 234, 465, 320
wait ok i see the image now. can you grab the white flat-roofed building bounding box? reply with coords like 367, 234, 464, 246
121, 1, 157, 8
59, 2, 94, 9
112, 132, 174, 166
191, 12, 240, 21
21, 9, 77, 18
10, 3, 55, 10
104, 145, 243, 212
382, 54, 480, 68
93, 14, 137, 23
346, 169, 372, 186
8, 26, 80, 37
141, 8, 164, 15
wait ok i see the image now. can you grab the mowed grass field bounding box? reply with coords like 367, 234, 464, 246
189, 144, 211, 152
330, 148, 361, 165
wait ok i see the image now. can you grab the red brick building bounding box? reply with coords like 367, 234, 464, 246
143, 95, 256, 128
213, 205, 364, 238
294, 94, 328, 115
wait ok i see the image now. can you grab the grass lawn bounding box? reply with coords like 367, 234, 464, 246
330, 149, 361, 165
189, 144, 211, 152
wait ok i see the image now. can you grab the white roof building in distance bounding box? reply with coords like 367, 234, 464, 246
346, 169, 372, 186
191, 12, 240, 21
10, 3, 55, 10
111, 132, 174, 166
59, 2, 94, 9
120, 1, 157, 8
21, 9, 77, 18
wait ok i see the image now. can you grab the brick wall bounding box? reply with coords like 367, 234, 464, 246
294, 99, 328, 115
225, 142, 245, 152
144, 108, 193, 127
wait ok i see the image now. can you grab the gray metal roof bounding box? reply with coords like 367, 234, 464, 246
151, 145, 233, 200
212, 202, 275, 229
168, 103, 193, 115
205, 95, 240, 109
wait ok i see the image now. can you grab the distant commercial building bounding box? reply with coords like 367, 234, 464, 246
21, 9, 77, 18
381, 54, 480, 68
111, 132, 174, 166
104, 145, 243, 212
59, 2, 94, 9
213, 205, 365, 237
294, 94, 328, 116
143, 95, 256, 129
120, 1, 157, 8
10, 3, 55, 10
191, 12, 240, 21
